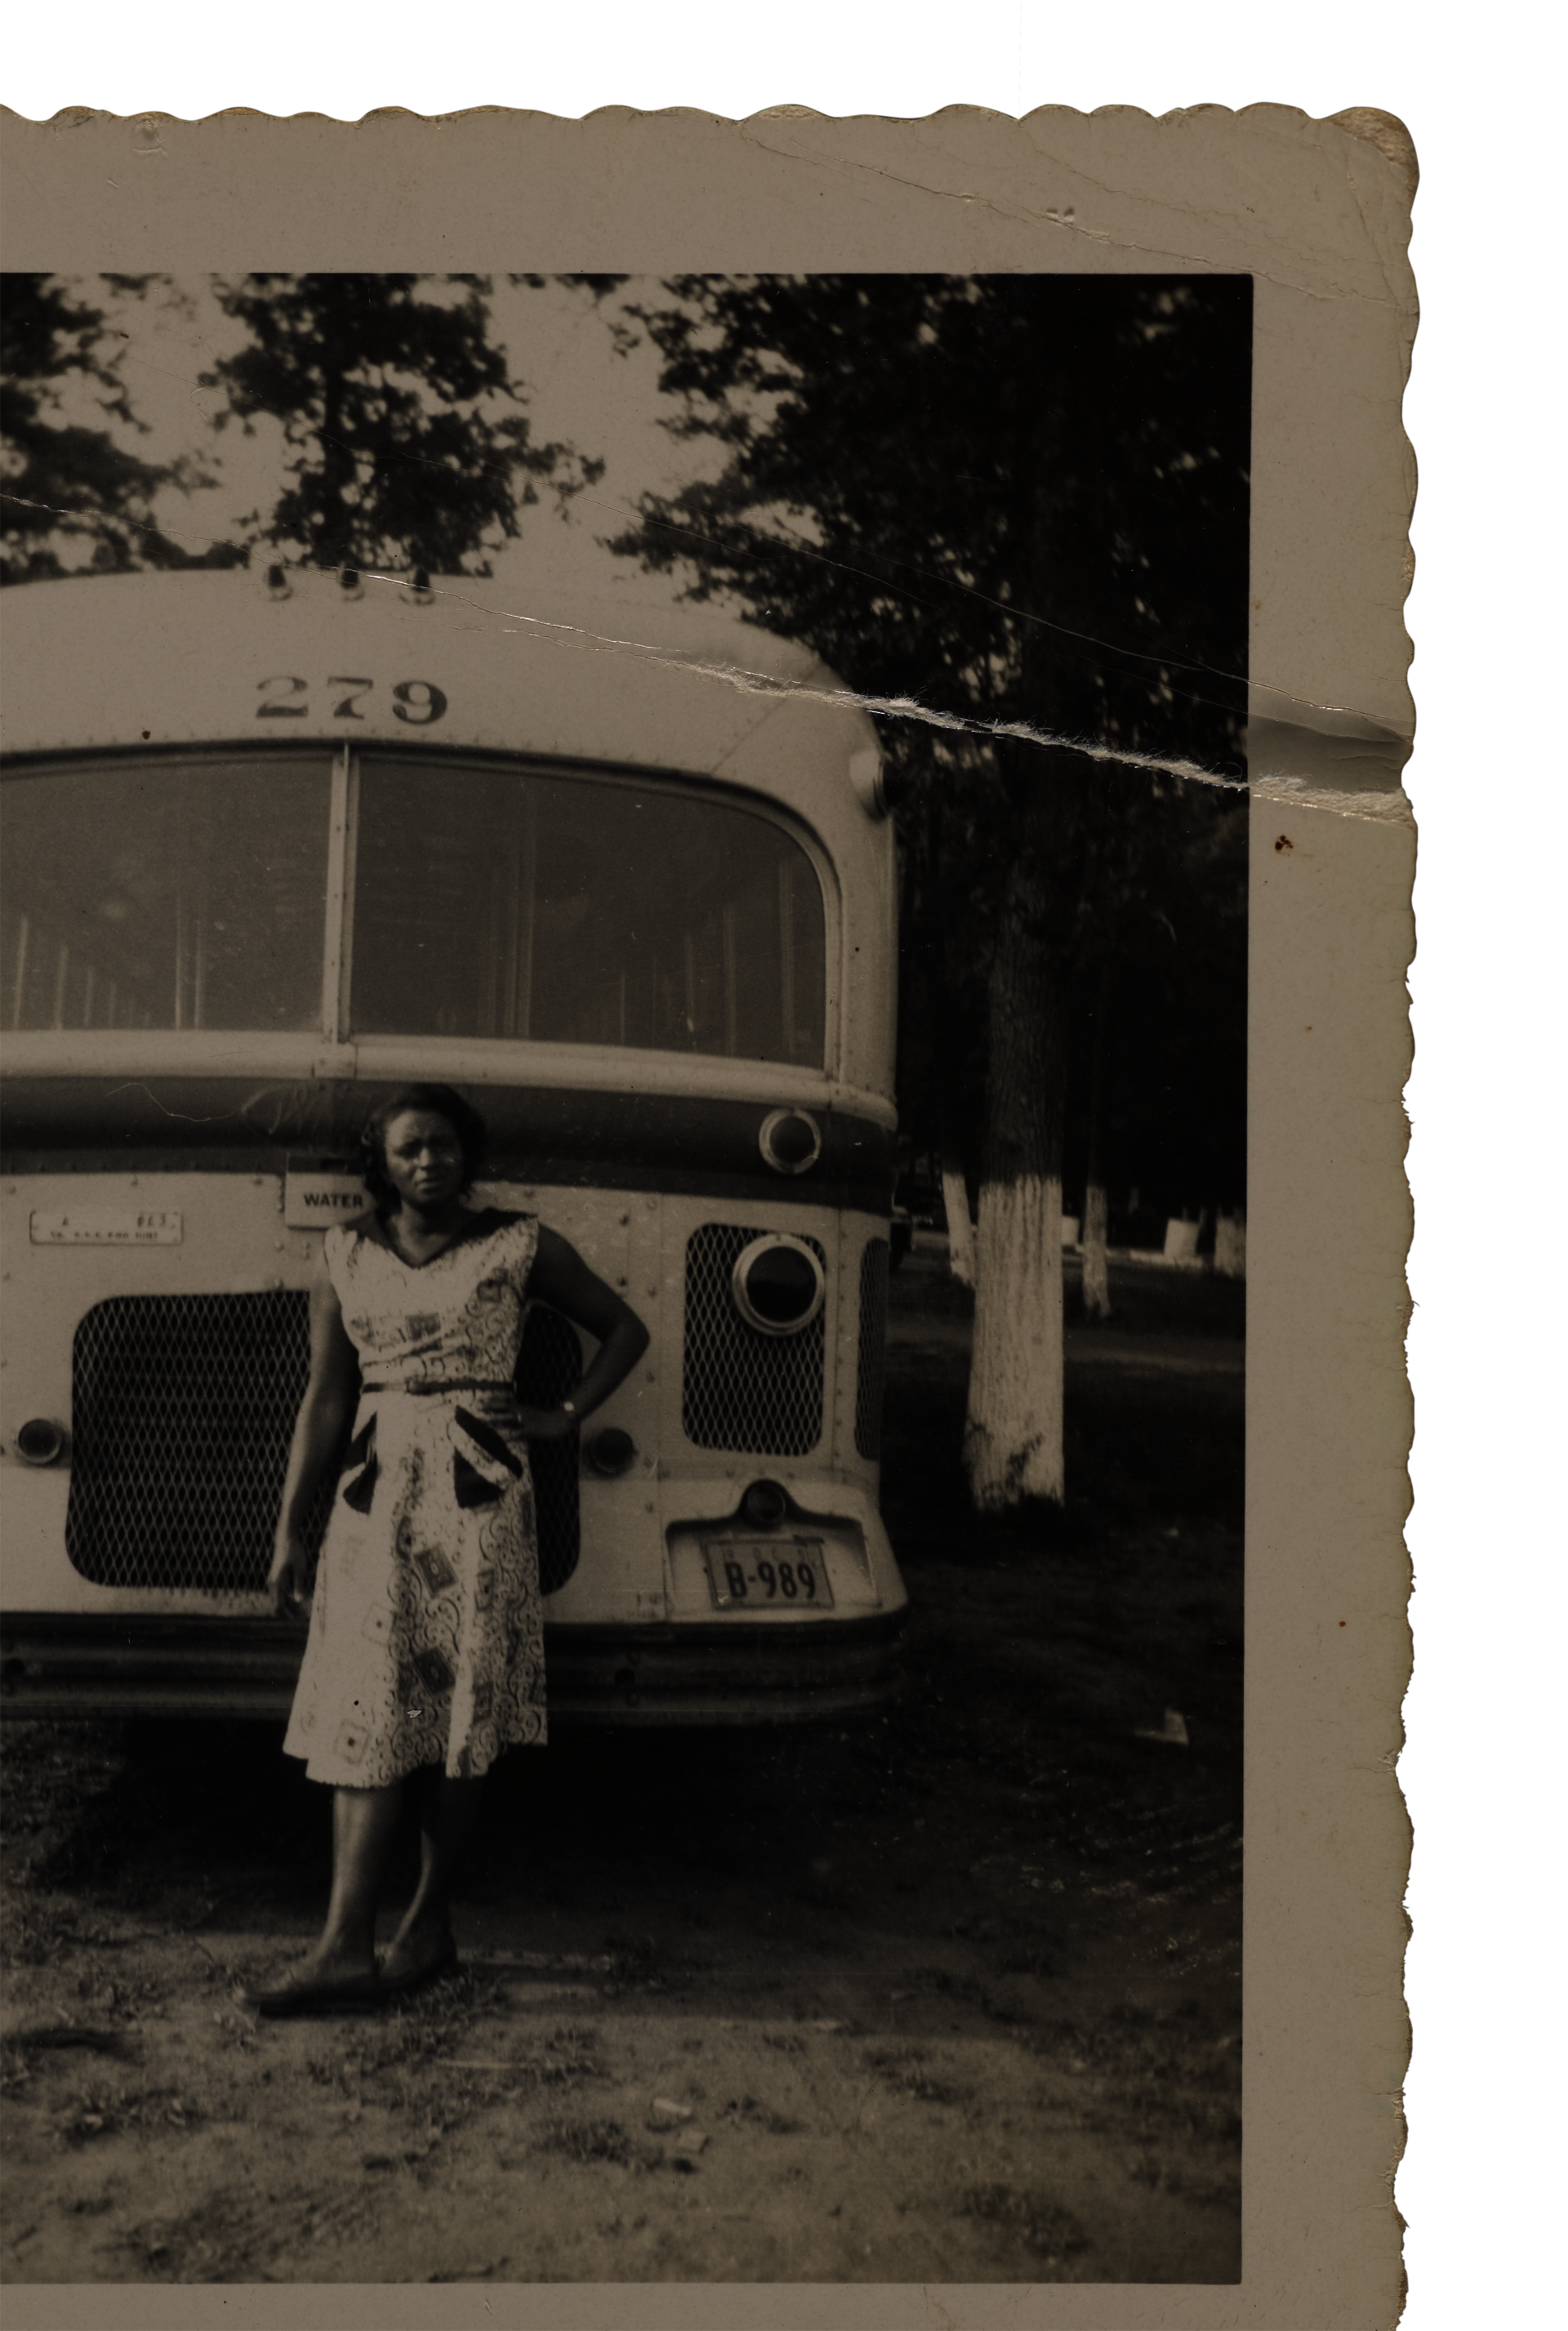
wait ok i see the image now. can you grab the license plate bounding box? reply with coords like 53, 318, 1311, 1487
702, 1537, 835, 1611
29, 1208, 182, 1246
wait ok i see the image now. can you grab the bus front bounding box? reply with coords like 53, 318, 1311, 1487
0, 570, 906, 1723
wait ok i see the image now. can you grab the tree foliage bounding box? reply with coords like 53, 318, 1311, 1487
608, 274, 1253, 1216
200, 273, 604, 575
0, 274, 235, 586
611, 275, 1246, 734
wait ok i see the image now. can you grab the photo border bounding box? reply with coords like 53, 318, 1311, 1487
0, 100, 1414, 2331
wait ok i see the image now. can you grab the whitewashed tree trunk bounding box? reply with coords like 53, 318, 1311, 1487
1081, 1179, 1111, 1317
963, 817, 1067, 1511
942, 1160, 977, 1289
1164, 1216, 1200, 1264
965, 1172, 1066, 1506
1214, 1210, 1247, 1277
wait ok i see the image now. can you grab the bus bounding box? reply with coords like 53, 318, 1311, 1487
0, 565, 907, 1724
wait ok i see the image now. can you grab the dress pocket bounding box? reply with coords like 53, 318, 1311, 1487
340, 1415, 379, 1513
450, 1405, 524, 1510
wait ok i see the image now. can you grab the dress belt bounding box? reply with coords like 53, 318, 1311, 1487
360, 1379, 516, 1396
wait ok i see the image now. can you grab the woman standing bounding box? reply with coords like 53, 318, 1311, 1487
243, 1084, 649, 2017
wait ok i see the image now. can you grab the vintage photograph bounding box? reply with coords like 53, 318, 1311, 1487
1, 265, 1250, 2284
0, 101, 1414, 2329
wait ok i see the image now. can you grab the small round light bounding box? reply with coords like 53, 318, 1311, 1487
16, 1419, 65, 1467
732, 1235, 826, 1337
759, 1108, 822, 1176
742, 1479, 789, 1528
585, 1426, 635, 1477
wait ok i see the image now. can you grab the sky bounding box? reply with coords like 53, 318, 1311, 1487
64, 273, 719, 605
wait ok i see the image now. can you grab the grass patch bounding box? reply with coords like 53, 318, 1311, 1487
1033, 2002, 1233, 2088
116, 2174, 383, 2280
961, 2182, 1089, 2266
718, 2093, 806, 2137
536, 2115, 641, 2167
1032, 2003, 1241, 2152
306, 2000, 607, 2146
861, 2044, 974, 2108
53, 2081, 200, 2146
304, 1969, 501, 2084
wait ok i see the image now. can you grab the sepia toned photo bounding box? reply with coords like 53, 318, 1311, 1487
0, 105, 1414, 2330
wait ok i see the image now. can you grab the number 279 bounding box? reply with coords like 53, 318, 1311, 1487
256, 676, 448, 724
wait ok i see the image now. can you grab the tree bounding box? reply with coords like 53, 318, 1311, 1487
1062, 754, 1250, 1318
0, 274, 237, 585
896, 736, 991, 1289
607, 273, 1250, 1511
200, 274, 604, 575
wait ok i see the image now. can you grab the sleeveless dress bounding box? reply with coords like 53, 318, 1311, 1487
282, 1210, 548, 1787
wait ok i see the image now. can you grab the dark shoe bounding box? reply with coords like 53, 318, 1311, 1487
376, 1936, 461, 1996
238, 1968, 386, 2018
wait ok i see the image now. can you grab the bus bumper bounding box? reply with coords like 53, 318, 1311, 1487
0, 1610, 907, 1727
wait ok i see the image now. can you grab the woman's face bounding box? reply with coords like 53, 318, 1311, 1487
381, 1110, 466, 1212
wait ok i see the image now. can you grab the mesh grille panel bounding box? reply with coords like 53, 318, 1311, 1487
682, 1223, 826, 1455
67, 1292, 328, 1592
855, 1238, 889, 1460
515, 1305, 582, 1594
65, 1290, 583, 1598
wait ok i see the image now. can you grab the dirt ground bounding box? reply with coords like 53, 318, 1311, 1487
1, 1247, 1244, 2288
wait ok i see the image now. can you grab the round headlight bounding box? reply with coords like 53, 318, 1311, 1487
742, 1479, 789, 1528
585, 1426, 636, 1477
16, 1419, 66, 1467
731, 1235, 826, 1337
759, 1108, 822, 1176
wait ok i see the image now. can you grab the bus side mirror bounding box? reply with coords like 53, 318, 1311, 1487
849, 748, 908, 819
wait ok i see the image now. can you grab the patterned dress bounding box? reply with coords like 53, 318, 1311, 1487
283, 1210, 548, 1787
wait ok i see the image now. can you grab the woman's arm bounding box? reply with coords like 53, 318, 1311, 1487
267, 1250, 360, 1614
518, 1224, 651, 1440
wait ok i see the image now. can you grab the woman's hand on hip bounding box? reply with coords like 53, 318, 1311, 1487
268, 1527, 314, 1619
514, 1404, 579, 1444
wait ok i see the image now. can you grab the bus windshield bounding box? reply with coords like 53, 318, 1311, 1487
351, 756, 825, 1065
3, 751, 828, 1067
2, 755, 332, 1034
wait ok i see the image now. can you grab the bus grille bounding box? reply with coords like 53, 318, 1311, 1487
516, 1305, 582, 1594
65, 1292, 582, 1597
855, 1238, 889, 1460
681, 1223, 826, 1456
67, 1291, 322, 1593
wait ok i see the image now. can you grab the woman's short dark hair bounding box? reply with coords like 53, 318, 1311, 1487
359, 1084, 488, 1208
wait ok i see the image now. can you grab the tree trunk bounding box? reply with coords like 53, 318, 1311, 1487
1081, 946, 1114, 1321
942, 1155, 977, 1288
1081, 1182, 1110, 1317
964, 812, 1067, 1510
1214, 1209, 1247, 1277
916, 786, 982, 1293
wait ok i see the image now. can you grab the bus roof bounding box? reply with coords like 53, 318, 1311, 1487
0, 569, 881, 786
